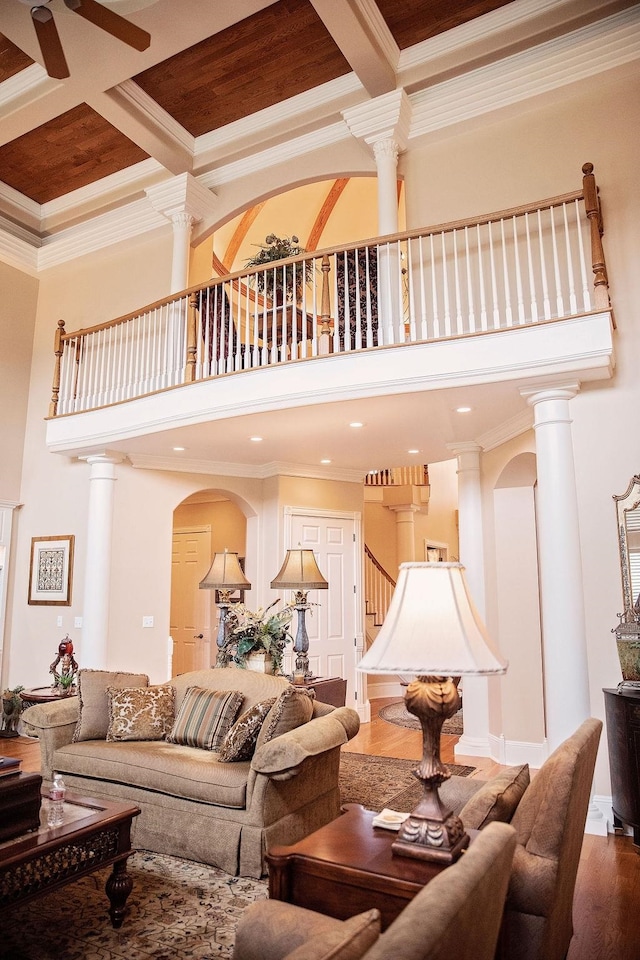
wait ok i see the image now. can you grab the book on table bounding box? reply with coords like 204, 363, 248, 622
0, 756, 22, 777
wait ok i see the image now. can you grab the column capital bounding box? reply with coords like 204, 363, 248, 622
145, 172, 218, 224
342, 88, 411, 154
519, 379, 581, 406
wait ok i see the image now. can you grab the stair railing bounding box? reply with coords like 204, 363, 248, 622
365, 545, 396, 629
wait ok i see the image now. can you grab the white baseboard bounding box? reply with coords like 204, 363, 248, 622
455, 734, 491, 758
586, 795, 611, 836
366, 680, 404, 700
488, 734, 548, 769
357, 700, 371, 723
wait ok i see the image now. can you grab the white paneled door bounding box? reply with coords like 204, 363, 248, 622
171, 528, 212, 676
289, 510, 360, 709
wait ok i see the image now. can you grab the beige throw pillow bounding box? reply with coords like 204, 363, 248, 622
217, 698, 277, 762
167, 686, 244, 750
255, 685, 315, 751
72, 669, 150, 742
106, 683, 175, 741
459, 763, 530, 829
284, 909, 381, 960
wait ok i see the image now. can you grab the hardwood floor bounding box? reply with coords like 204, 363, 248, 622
3, 700, 639, 959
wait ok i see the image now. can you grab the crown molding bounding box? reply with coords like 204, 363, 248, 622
127, 453, 363, 482
476, 409, 534, 451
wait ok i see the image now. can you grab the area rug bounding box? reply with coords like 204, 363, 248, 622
339, 752, 475, 814
378, 700, 464, 736
0, 851, 267, 960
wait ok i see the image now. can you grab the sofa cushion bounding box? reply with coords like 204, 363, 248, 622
167, 686, 244, 750
459, 763, 530, 829
218, 698, 277, 762
106, 683, 175, 742
72, 669, 150, 742
53, 739, 251, 807
255, 686, 315, 750
284, 909, 381, 960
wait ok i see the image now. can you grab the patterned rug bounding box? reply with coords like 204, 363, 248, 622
339, 752, 475, 814
0, 754, 474, 959
0, 851, 267, 960
378, 699, 464, 736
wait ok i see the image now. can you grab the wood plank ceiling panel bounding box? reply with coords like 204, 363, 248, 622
375, 0, 515, 49
0, 33, 34, 81
0, 103, 149, 204
133, 0, 351, 136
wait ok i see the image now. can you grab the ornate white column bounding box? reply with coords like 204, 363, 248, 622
521, 382, 590, 751
372, 137, 401, 236
448, 442, 492, 757
80, 454, 123, 669
146, 173, 218, 294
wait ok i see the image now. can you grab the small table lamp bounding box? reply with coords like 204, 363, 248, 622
271, 548, 328, 682
358, 561, 507, 864
199, 550, 251, 665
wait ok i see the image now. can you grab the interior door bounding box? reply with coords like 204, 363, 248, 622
170, 528, 212, 676
288, 512, 358, 707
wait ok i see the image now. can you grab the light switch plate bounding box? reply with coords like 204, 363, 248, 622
74, 617, 82, 628
142, 616, 154, 628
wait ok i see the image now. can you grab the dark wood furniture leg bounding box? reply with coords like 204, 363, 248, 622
106, 855, 134, 928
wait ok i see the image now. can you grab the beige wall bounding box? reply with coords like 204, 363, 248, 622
174, 497, 247, 556
0, 262, 39, 501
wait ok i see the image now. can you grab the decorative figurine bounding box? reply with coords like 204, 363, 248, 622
49, 635, 78, 691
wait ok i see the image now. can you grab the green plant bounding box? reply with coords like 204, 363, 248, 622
221, 600, 294, 674
58, 673, 75, 690
244, 234, 311, 302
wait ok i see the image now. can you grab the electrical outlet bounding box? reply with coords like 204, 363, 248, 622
74, 617, 82, 628
142, 616, 154, 628
56, 615, 63, 628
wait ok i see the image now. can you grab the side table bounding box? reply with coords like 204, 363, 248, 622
20, 687, 77, 707
267, 803, 473, 929
296, 677, 347, 708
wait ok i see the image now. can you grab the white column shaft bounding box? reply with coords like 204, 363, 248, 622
170, 213, 194, 294
528, 387, 590, 750
373, 138, 399, 235
82, 457, 120, 669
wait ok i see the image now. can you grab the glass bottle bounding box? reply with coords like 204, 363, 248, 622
47, 773, 66, 827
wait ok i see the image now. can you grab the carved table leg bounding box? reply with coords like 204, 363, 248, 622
105, 857, 133, 928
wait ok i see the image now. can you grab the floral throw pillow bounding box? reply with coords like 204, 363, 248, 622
106, 684, 175, 742
217, 698, 277, 762
72, 669, 150, 742
167, 687, 244, 751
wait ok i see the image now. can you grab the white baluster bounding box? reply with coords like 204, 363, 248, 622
550, 205, 564, 317
575, 199, 591, 312
430, 233, 440, 339
488, 221, 500, 328
407, 238, 417, 342
418, 235, 428, 340
477, 223, 488, 331
525, 211, 538, 323
563, 202, 578, 315
500, 219, 513, 327
512, 216, 525, 325
453, 229, 463, 335
465, 225, 476, 333
441, 232, 451, 337
537, 208, 551, 320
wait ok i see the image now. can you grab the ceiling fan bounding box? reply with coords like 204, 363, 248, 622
23, 0, 151, 79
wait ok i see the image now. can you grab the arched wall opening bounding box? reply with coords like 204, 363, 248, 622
492, 451, 546, 763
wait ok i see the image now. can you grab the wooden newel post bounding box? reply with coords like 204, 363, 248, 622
49, 319, 66, 417
582, 162, 610, 312
319, 254, 333, 356
186, 293, 198, 382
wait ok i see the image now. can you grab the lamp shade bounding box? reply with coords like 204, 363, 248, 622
199, 550, 251, 591
357, 562, 507, 676
270, 549, 328, 591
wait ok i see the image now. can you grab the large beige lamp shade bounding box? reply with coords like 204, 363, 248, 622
199, 550, 251, 665
358, 562, 507, 863
271, 548, 328, 681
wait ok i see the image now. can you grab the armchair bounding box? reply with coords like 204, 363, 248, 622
233, 820, 517, 960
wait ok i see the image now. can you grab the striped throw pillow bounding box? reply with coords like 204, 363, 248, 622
167, 687, 244, 750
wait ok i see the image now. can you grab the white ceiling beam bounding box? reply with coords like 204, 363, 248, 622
309, 0, 398, 97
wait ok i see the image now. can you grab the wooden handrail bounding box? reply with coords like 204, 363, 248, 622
365, 544, 396, 589
582, 162, 611, 314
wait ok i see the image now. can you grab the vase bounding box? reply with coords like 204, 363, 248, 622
244, 652, 274, 674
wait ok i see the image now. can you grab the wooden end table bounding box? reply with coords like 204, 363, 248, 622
267, 804, 474, 929
0, 788, 140, 928
295, 677, 347, 708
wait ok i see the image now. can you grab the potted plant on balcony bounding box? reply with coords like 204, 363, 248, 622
222, 600, 294, 674
245, 234, 311, 303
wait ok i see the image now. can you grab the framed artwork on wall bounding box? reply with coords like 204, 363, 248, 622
28, 535, 74, 606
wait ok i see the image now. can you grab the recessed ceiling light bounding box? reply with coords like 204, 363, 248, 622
172, 446, 185, 452
456, 406, 472, 414
249, 436, 263, 442
408, 448, 419, 454
320, 459, 332, 464
349, 422, 363, 428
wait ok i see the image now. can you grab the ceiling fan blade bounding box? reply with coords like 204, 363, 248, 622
64, 0, 150, 52
31, 6, 70, 79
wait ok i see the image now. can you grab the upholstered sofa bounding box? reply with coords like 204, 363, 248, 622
25, 667, 360, 878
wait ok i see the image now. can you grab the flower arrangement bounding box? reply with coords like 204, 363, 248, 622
220, 599, 294, 674
244, 234, 311, 302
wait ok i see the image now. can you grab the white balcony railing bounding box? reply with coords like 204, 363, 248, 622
50, 164, 610, 417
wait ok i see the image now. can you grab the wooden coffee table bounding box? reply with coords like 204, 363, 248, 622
267, 804, 475, 929
0, 789, 140, 928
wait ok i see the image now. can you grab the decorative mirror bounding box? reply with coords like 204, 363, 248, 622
613, 475, 640, 684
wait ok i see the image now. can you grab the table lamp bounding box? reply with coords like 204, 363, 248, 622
358, 561, 507, 864
271, 548, 328, 682
199, 550, 251, 665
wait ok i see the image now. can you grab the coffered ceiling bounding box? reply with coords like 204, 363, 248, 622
0, 0, 636, 274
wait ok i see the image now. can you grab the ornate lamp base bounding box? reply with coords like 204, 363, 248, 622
391, 674, 469, 864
